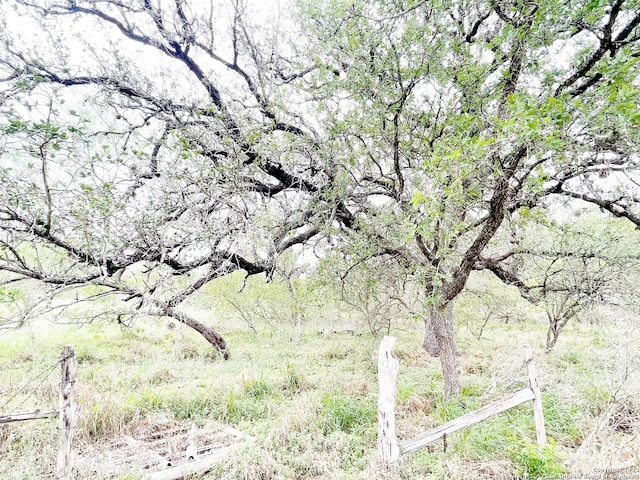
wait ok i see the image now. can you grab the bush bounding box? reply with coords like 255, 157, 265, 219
511, 442, 565, 479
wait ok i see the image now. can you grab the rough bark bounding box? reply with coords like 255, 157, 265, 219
422, 312, 440, 357
162, 305, 230, 360
423, 302, 460, 401
545, 315, 567, 353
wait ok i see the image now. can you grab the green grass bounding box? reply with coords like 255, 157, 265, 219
319, 393, 377, 435
510, 442, 566, 479
0, 277, 639, 479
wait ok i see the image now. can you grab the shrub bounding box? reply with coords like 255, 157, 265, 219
511, 442, 565, 479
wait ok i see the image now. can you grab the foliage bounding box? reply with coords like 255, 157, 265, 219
0, 0, 639, 400
508, 214, 640, 350
541, 393, 583, 446
0, 0, 329, 356
297, 0, 640, 396
315, 254, 422, 335
319, 392, 377, 436
511, 442, 566, 479
0, 283, 25, 329
220, 272, 332, 335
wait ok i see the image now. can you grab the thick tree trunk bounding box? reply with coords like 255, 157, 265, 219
423, 302, 460, 401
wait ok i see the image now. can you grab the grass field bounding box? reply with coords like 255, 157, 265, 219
1, 273, 638, 479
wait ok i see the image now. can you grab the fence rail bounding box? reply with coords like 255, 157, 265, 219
0, 410, 59, 424
377, 336, 546, 465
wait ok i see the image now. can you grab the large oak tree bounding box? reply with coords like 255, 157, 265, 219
0, 0, 332, 358
297, 0, 640, 399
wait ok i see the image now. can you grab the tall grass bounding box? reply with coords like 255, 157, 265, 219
0, 274, 638, 478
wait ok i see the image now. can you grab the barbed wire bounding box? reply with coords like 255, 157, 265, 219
0, 356, 61, 413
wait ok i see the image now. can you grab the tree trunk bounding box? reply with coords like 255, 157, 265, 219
546, 319, 559, 352
423, 302, 460, 401
545, 313, 566, 353
162, 305, 230, 360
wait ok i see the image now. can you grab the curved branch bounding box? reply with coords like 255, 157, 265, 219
548, 184, 640, 226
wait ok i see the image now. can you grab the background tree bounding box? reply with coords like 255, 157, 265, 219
298, 0, 640, 399
316, 254, 425, 336
504, 215, 639, 351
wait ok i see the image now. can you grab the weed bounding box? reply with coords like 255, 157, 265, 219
511, 442, 565, 479
282, 363, 308, 393
339, 434, 370, 472
223, 391, 268, 423
75, 348, 100, 364
397, 384, 414, 402
432, 399, 468, 424
460, 379, 488, 398
402, 394, 432, 415
401, 449, 446, 478
319, 393, 376, 435
148, 367, 176, 385
324, 345, 349, 360
542, 393, 582, 446
15, 350, 33, 363
132, 387, 165, 411
165, 396, 215, 420
243, 377, 273, 398
560, 352, 581, 366
81, 397, 138, 440
177, 342, 200, 360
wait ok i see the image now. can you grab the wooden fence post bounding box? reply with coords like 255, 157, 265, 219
525, 346, 546, 447
57, 345, 77, 480
378, 336, 399, 465
186, 423, 197, 461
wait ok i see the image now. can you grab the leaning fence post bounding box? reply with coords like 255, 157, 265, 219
57, 345, 77, 480
525, 346, 546, 447
378, 335, 399, 466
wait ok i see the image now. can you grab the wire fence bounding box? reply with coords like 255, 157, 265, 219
0, 346, 77, 480
0, 355, 61, 414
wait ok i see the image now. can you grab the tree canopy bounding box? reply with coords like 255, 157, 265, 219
1, 0, 639, 398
